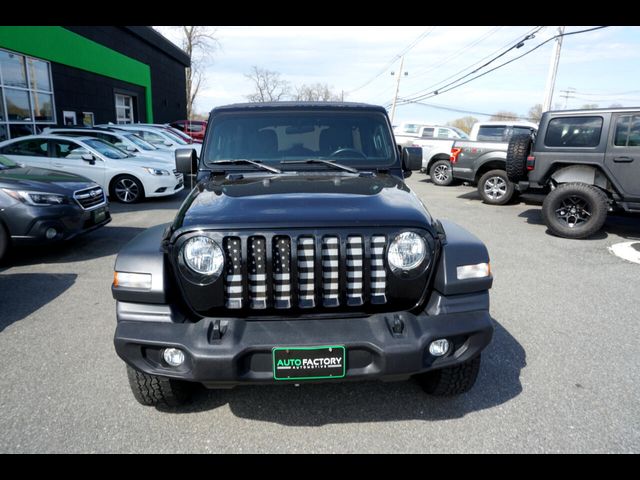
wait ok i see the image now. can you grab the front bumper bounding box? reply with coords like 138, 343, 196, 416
9, 203, 111, 245
144, 174, 184, 198
114, 307, 493, 387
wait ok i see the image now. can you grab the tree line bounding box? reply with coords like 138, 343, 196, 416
244, 66, 343, 102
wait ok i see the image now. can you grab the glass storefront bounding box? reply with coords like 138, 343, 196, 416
0, 48, 55, 140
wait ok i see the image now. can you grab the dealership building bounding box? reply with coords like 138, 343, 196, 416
0, 26, 190, 140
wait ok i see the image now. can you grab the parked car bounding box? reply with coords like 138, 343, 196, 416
506, 107, 640, 238
112, 101, 494, 407
0, 154, 110, 262
0, 135, 183, 204
469, 120, 539, 141
169, 120, 207, 141
43, 127, 174, 163
101, 124, 202, 158
441, 123, 539, 205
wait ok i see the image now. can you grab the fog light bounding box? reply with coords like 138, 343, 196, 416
45, 227, 57, 239
163, 348, 185, 367
429, 339, 450, 357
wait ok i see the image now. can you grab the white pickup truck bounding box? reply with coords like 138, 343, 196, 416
394, 125, 470, 182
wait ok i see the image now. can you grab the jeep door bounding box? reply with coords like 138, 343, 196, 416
606, 113, 640, 199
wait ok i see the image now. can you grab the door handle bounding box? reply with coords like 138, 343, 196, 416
613, 156, 634, 163
53, 163, 65, 167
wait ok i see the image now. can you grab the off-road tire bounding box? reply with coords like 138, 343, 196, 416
478, 169, 515, 205
126, 366, 193, 407
415, 355, 482, 396
506, 134, 533, 182
541, 183, 609, 239
429, 159, 454, 186
0, 222, 9, 263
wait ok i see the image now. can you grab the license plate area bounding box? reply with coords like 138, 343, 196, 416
93, 208, 107, 223
273, 346, 345, 380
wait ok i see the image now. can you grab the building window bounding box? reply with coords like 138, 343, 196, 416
63, 111, 77, 125
82, 112, 95, 127
115, 94, 134, 124
0, 48, 56, 139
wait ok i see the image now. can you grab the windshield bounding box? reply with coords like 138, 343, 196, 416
160, 128, 190, 145
0, 154, 18, 169
165, 126, 193, 142
204, 111, 395, 169
125, 134, 156, 151
84, 138, 130, 159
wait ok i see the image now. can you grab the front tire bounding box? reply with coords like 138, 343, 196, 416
126, 366, 193, 407
110, 175, 145, 204
429, 160, 454, 186
478, 169, 515, 205
541, 183, 609, 239
414, 355, 482, 396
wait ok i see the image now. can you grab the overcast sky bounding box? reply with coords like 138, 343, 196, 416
154, 26, 640, 125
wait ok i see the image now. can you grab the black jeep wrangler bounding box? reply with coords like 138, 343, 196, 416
507, 107, 640, 238
112, 102, 494, 407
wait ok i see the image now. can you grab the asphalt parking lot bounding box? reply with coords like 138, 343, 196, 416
1, 175, 639, 453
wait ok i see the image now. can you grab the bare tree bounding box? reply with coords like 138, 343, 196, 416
446, 116, 478, 134
490, 110, 520, 121
293, 83, 342, 102
609, 103, 624, 108
581, 103, 599, 109
527, 104, 543, 123
164, 26, 219, 119
245, 66, 291, 102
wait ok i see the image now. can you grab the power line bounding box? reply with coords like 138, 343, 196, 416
396, 26, 608, 106
347, 26, 436, 94
398, 26, 544, 102
400, 100, 537, 121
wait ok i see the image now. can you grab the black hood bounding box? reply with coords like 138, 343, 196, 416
0, 166, 97, 194
173, 172, 433, 231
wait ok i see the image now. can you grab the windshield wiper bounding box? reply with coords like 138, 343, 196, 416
280, 159, 358, 173
212, 159, 282, 174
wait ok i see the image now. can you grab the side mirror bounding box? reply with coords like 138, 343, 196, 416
164, 141, 173, 147
126, 145, 137, 152
81, 153, 96, 165
401, 146, 422, 171
175, 148, 197, 175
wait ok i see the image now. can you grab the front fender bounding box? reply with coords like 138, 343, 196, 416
433, 220, 492, 296
112, 223, 170, 304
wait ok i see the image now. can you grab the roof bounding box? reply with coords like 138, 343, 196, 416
123, 27, 190, 67
211, 101, 388, 114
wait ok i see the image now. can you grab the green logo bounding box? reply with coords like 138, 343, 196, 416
277, 359, 302, 367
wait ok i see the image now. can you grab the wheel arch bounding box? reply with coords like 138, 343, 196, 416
108, 173, 146, 199
474, 158, 507, 183
547, 164, 612, 192
427, 153, 451, 171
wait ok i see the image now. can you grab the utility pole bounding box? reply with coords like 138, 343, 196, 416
390, 56, 406, 125
542, 26, 565, 113
559, 87, 576, 109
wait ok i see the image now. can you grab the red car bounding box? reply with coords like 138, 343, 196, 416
170, 120, 207, 141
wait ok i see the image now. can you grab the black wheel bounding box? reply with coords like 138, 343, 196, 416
506, 134, 533, 182
414, 355, 482, 396
477, 169, 515, 205
126, 366, 193, 407
110, 175, 144, 204
0, 222, 9, 263
429, 160, 454, 186
541, 183, 609, 239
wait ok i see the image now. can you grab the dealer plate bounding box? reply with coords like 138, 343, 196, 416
93, 207, 107, 224
273, 346, 345, 380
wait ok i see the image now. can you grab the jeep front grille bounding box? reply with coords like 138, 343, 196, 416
221, 233, 388, 310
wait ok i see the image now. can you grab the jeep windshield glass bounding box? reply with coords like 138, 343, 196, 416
203, 111, 396, 170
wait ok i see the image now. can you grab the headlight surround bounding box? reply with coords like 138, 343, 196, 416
2, 189, 68, 206
144, 167, 171, 176
388, 231, 427, 272
181, 236, 224, 278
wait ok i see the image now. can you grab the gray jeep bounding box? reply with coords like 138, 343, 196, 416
506, 107, 640, 238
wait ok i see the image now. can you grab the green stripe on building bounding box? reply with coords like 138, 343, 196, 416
0, 26, 153, 122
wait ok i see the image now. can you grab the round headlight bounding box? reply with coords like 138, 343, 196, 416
388, 232, 427, 272
182, 236, 224, 276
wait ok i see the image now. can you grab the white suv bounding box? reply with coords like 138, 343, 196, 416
0, 135, 184, 203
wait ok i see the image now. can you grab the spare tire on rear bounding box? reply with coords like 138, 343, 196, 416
506, 134, 533, 182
